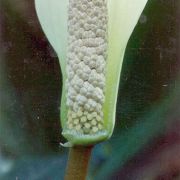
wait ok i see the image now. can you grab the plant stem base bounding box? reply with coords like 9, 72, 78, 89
65, 146, 93, 180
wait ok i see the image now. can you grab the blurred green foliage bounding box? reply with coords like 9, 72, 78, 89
0, 0, 179, 179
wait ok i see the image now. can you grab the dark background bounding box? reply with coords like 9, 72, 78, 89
0, 0, 180, 179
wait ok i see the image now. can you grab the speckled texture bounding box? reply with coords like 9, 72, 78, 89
66, 0, 108, 134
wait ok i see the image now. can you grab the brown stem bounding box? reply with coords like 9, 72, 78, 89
64, 146, 93, 180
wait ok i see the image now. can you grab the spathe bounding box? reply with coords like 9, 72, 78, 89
35, 0, 148, 145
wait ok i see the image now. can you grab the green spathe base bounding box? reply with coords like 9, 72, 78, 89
62, 129, 109, 146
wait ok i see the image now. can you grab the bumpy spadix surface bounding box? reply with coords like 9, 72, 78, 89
66, 0, 108, 134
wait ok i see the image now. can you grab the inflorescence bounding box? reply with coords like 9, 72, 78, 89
66, 0, 108, 134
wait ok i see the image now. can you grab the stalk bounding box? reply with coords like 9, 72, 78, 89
65, 146, 93, 180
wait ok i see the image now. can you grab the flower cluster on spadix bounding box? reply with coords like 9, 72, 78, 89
66, 0, 108, 135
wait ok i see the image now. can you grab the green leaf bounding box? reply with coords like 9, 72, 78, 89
95, 81, 180, 179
